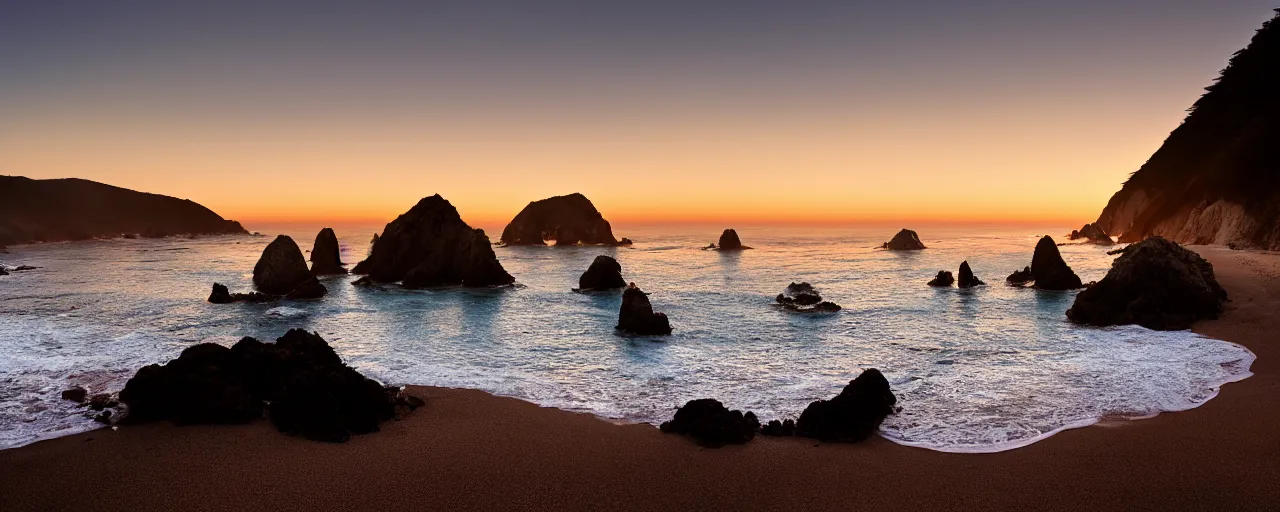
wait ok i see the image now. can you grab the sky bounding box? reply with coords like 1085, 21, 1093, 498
1, 1, 1276, 226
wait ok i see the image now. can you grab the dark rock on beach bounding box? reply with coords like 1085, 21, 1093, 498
776, 282, 842, 312
1030, 236, 1083, 290
795, 368, 897, 443
761, 418, 797, 437
117, 329, 421, 442
577, 255, 626, 291
881, 229, 926, 250
500, 193, 625, 246
352, 195, 513, 288
659, 399, 758, 447
1066, 237, 1227, 330
957, 260, 985, 288
310, 228, 346, 275
253, 235, 326, 297
617, 284, 673, 335
927, 271, 955, 287
207, 283, 272, 304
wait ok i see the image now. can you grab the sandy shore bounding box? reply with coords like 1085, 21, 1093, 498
2, 247, 1278, 511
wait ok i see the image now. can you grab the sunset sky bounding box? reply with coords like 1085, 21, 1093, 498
1, 1, 1276, 226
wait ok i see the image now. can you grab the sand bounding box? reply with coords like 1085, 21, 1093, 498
2, 246, 1278, 511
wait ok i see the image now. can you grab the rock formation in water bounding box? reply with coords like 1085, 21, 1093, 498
616, 284, 673, 335
1006, 266, 1033, 286
776, 282, 842, 312
659, 399, 759, 447
1068, 223, 1114, 245
1029, 236, 1083, 290
310, 228, 346, 275
207, 283, 271, 304
0, 175, 246, 247
794, 369, 897, 442
1067, 237, 1227, 330
711, 229, 749, 250
576, 255, 626, 291
957, 261, 985, 288
881, 229, 926, 250
500, 193, 625, 246
253, 235, 327, 298
1094, 12, 1280, 250
351, 195, 514, 288
118, 329, 423, 442
927, 271, 955, 287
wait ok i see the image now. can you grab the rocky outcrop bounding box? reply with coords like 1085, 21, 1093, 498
617, 284, 672, 335
500, 193, 625, 246
761, 419, 797, 437
659, 399, 759, 447
794, 369, 896, 442
1007, 236, 1083, 290
776, 282, 842, 312
118, 329, 423, 442
352, 195, 514, 288
1068, 223, 1114, 245
207, 283, 271, 304
881, 229, 926, 250
1006, 266, 1033, 286
1067, 237, 1227, 330
576, 255, 626, 291
253, 235, 326, 298
1094, 12, 1280, 250
0, 175, 246, 246
711, 229, 749, 250
927, 271, 955, 287
957, 261, 985, 288
310, 228, 346, 275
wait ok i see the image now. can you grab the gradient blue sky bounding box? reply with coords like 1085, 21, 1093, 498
2, 1, 1276, 224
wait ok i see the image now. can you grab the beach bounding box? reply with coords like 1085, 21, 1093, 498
2, 245, 1277, 511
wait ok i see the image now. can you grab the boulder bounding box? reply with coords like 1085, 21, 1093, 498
117, 329, 422, 442
351, 195, 514, 288
253, 235, 323, 295
761, 419, 796, 437
1066, 237, 1227, 330
957, 261, 985, 288
659, 399, 758, 447
881, 229, 926, 250
207, 283, 272, 304
1030, 236, 1084, 290
927, 271, 955, 287
1006, 266, 1033, 285
776, 282, 842, 312
576, 255, 626, 291
617, 284, 673, 335
61, 386, 88, 403
310, 228, 347, 275
714, 229, 749, 250
795, 369, 897, 442
500, 193, 624, 246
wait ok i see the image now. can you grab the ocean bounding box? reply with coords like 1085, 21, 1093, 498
0, 223, 1255, 452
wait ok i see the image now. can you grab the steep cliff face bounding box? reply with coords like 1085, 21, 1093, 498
1096, 11, 1280, 249
0, 176, 247, 245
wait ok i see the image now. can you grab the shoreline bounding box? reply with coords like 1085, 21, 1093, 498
2, 245, 1278, 510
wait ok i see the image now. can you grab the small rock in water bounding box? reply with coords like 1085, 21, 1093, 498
776, 282, 842, 313
61, 386, 88, 403
616, 283, 673, 335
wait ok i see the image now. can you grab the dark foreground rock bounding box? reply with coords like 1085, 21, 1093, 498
795, 369, 897, 442
352, 195, 514, 288
207, 283, 272, 304
617, 284, 672, 335
713, 229, 749, 250
927, 271, 955, 287
253, 235, 326, 297
958, 261, 985, 288
776, 282, 842, 312
310, 228, 346, 275
1066, 237, 1227, 330
500, 193, 624, 246
118, 329, 422, 442
881, 229, 926, 250
659, 399, 759, 447
577, 255, 626, 291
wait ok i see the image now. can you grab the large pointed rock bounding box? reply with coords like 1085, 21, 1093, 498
957, 260, 985, 288
577, 255, 626, 291
795, 369, 897, 442
881, 229, 926, 250
351, 195, 514, 288
500, 193, 623, 246
253, 235, 325, 296
1067, 237, 1227, 330
1030, 236, 1083, 290
617, 284, 672, 335
310, 228, 346, 275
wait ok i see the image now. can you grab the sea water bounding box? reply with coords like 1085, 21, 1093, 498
0, 224, 1255, 452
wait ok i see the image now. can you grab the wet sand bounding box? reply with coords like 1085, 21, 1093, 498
2, 246, 1277, 511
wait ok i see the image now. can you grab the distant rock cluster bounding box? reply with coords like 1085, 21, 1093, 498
882, 229, 926, 250
706, 229, 750, 250
776, 282, 841, 312
352, 195, 514, 288
928, 261, 984, 288
1068, 223, 1114, 245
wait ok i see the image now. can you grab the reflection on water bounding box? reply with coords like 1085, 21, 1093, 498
0, 224, 1254, 452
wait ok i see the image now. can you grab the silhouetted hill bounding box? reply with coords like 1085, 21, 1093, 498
1096, 10, 1280, 249
0, 176, 247, 246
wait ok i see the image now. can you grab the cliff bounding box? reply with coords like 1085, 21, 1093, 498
0, 176, 246, 245
1096, 11, 1280, 249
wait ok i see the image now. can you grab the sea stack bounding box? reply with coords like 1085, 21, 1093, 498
616, 283, 673, 335
1029, 236, 1083, 290
500, 193, 625, 246
577, 255, 626, 291
659, 399, 758, 447
957, 261, 985, 288
882, 229, 926, 250
351, 195, 514, 288
927, 271, 954, 287
714, 229, 748, 250
253, 235, 327, 298
1067, 237, 1227, 330
310, 228, 346, 275
794, 369, 897, 442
